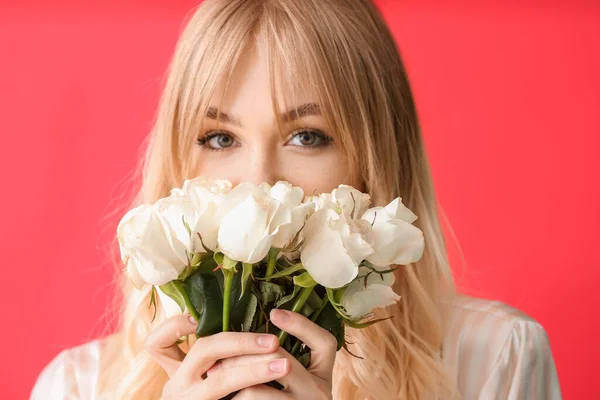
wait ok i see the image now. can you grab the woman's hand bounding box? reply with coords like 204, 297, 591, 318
208, 309, 337, 399
145, 308, 337, 399
145, 314, 290, 400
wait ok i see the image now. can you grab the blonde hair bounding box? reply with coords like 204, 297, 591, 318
99, 0, 459, 398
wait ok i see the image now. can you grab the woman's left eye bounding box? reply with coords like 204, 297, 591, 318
287, 129, 332, 148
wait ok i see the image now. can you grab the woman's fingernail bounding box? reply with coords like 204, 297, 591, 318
268, 358, 288, 373
189, 315, 197, 325
271, 309, 289, 323
257, 334, 276, 347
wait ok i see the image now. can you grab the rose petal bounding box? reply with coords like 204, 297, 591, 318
333, 185, 371, 219
272, 202, 314, 249
342, 282, 401, 318
269, 181, 304, 208
301, 208, 360, 288
367, 219, 424, 267
383, 197, 418, 223
124, 256, 147, 289
132, 248, 183, 286
337, 218, 374, 265
217, 195, 271, 263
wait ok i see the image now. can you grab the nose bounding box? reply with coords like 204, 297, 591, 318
238, 143, 282, 187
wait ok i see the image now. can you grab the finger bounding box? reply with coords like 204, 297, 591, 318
144, 313, 197, 377
193, 357, 291, 399
270, 309, 337, 379
206, 348, 310, 391
233, 384, 293, 399
180, 332, 279, 379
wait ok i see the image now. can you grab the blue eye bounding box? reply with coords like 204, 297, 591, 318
196, 129, 333, 151
196, 132, 237, 151
287, 129, 332, 148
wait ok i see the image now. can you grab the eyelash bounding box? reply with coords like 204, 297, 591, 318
195, 129, 333, 152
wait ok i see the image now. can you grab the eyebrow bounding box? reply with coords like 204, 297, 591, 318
205, 102, 322, 127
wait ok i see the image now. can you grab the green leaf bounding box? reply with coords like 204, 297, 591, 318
177, 265, 194, 281
182, 215, 192, 237
213, 252, 224, 265
315, 302, 345, 351
275, 285, 301, 308
222, 255, 238, 271
259, 281, 286, 305
297, 351, 311, 368
298, 290, 323, 317
198, 257, 218, 273
226, 267, 252, 331
240, 263, 253, 300
257, 263, 304, 280
183, 270, 224, 337
158, 281, 186, 313
306, 290, 323, 311
334, 286, 348, 304
190, 252, 203, 267
293, 272, 317, 288
149, 286, 158, 322
326, 287, 348, 316
241, 294, 258, 332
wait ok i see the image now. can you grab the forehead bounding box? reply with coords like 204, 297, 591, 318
209, 44, 318, 117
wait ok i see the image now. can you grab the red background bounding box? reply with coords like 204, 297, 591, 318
1, 0, 598, 398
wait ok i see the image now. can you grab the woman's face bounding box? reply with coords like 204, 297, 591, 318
193, 47, 361, 196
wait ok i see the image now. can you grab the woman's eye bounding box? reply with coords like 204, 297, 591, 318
287, 130, 332, 148
197, 132, 237, 150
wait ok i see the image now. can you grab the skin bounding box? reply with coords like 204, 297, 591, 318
192, 44, 362, 194
146, 45, 362, 399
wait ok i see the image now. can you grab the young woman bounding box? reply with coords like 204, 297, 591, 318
31, 0, 561, 398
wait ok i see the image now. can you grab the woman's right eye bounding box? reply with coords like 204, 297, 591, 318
196, 132, 238, 151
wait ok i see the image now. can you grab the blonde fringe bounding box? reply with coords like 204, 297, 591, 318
97, 0, 462, 398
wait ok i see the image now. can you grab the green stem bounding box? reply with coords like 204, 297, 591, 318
256, 307, 264, 332
290, 337, 302, 357
278, 285, 316, 345
310, 294, 330, 322
174, 283, 200, 338
265, 248, 279, 281
291, 294, 329, 356
222, 269, 234, 332
177, 283, 200, 322
258, 249, 279, 330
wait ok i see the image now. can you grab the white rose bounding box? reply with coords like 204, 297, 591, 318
117, 204, 189, 289
332, 185, 371, 219
300, 203, 374, 288
341, 266, 400, 319
261, 182, 315, 249
183, 176, 232, 203
154, 189, 195, 249
216, 183, 293, 263
361, 197, 424, 267
305, 185, 370, 219
260, 181, 303, 207
182, 176, 232, 252
304, 193, 332, 210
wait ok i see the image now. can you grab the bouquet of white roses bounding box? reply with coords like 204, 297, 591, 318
117, 176, 424, 368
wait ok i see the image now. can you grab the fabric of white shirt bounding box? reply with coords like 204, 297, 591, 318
29, 296, 562, 399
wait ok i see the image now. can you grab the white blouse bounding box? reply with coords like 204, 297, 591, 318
30, 296, 562, 399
